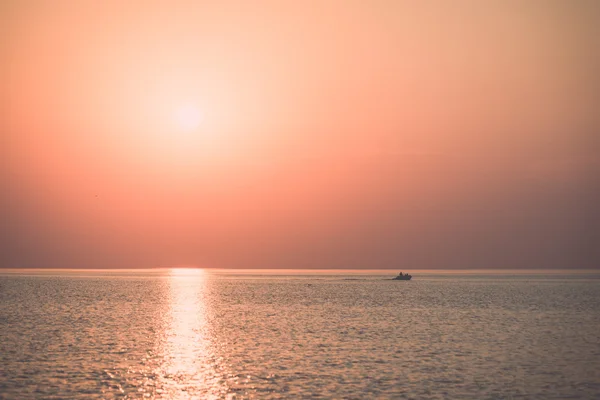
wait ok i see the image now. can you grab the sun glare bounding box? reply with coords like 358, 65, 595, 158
171, 268, 206, 277
174, 103, 203, 131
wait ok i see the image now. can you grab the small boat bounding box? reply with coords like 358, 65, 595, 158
392, 272, 412, 280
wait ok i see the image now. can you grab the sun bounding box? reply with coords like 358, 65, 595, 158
174, 103, 203, 131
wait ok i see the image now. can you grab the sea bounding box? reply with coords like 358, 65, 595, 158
1, 269, 599, 399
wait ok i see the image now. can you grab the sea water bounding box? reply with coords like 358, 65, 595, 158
1, 269, 599, 399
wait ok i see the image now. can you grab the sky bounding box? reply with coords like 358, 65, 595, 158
1, 0, 599, 269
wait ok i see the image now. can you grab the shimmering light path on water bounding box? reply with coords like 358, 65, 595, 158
1, 269, 599, 399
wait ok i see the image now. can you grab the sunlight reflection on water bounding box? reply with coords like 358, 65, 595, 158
155, 269, 227, 399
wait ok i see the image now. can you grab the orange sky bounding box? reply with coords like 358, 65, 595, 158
1, 1, 599, 269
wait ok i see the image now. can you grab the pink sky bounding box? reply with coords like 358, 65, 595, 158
1, 1, 598, 269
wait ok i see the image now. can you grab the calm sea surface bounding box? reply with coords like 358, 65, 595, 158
1, 269, 599, 399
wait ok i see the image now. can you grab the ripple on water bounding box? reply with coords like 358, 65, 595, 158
0, 272, 599, 399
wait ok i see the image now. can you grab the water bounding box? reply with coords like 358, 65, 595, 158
1, 269, 599, 399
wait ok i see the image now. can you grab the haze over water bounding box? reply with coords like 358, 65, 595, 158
2, 1, 599, 398
1, 269, 599, 399
2, 1, 599, 270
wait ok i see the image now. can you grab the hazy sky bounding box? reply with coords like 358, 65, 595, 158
2, 0, 599, 269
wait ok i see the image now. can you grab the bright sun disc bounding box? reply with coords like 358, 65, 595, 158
174, 103, 203, 131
